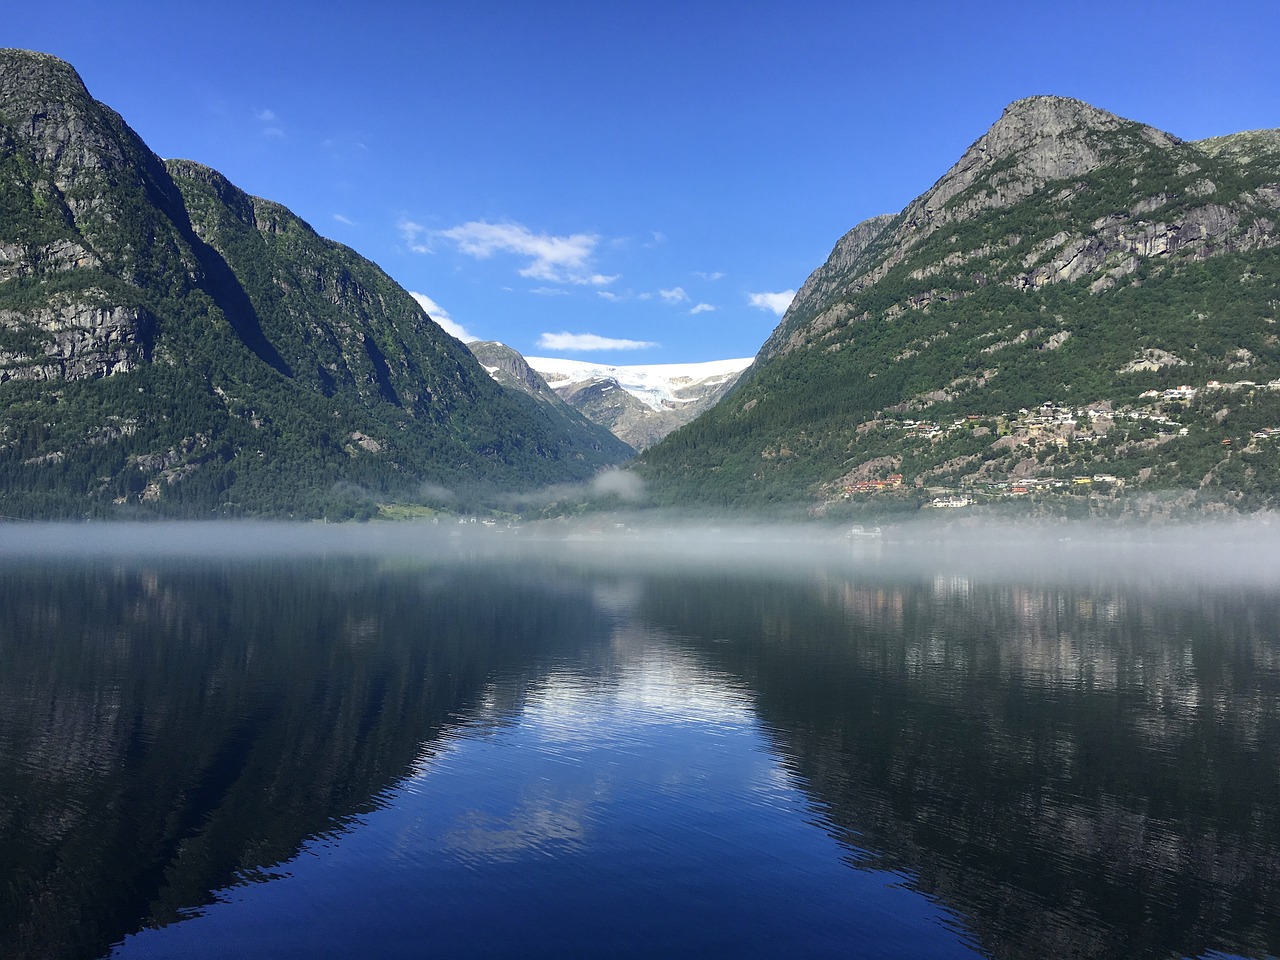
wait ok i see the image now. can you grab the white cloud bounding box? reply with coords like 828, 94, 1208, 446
333, 213, 354, 226
253, 108, 283, 139
398, 219, 431, 254
598, 290, 627, 302
409, 291, 479, 343
659, 287, 689, 305
696, 271, 725, 281
530, 287, 571, 296
536, 331, 659, 352
439, 220, 615, 286
748, 290, 796, 316
690, 303, 717, 314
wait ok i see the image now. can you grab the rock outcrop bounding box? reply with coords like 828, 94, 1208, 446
762, 96, 1280, 362
466, 341, 635, 460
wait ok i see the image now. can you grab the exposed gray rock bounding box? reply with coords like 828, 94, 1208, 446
466, 341, 636, 459
763, 96, 1280, 361
0, 238, 100, 280
0, 294, 152, 381
537, 362, 747, 451
469, 340, 562, 402
910, 97, 1160, 222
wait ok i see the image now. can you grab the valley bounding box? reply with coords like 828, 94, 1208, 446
2, 55, 1278, 520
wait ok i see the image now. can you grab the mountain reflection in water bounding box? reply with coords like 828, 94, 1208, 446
641, 569, 1280, 959
0, 532, 1277, 960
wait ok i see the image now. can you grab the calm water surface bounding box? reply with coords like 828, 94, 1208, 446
1, 525, 1278, 959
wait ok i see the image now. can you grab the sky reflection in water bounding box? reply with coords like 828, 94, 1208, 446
111, 628, 977, 960
1, 521, 1277, 960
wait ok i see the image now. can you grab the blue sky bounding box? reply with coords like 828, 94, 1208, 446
7, 1, 1278, 361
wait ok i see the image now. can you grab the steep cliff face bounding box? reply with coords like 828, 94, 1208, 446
465, 341, 635, 460
166, 158, 487, 416
549, 370, 745, 451
641, 97, 1280, 510
527, 357, 751, 450
468, 340, 566, 404
0, 49, 628, 518
554, 377, 672, 450
0, 50, 192, 385
763, 97, 1279, 361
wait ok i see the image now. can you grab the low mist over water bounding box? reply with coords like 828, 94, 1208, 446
1, 520, 1277, 959
4, 516, 1280, 585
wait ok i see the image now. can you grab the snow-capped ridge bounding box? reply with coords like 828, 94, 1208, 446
526, 356, 752, 412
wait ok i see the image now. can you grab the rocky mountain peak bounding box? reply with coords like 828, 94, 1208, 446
464, 341, 636, 459
991, 95, 1161, 148
907, 96, 1177, 228
0, 49, 134, 184
0, 48, 89, 110
642, 95, 1280, 511
468, 340, 553, 398
761, 96, 1184, 360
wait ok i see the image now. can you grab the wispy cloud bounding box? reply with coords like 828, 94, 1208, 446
439, 220, 616, 286
659, 286, 689, 305
254, 107, 283, 139
409, 291, 479, 343
690, 303, 717, 314
537, 331, 659, 352
530, 287, 572, 297
333, 213, 354, 226
695, 271, 725, 281
748, 290, 796, 316
598, 289, 656, 303
398, 219, 431, 254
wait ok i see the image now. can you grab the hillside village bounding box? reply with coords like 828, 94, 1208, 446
824, 377, 1280, 510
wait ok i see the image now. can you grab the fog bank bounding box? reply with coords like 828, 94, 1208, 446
1, 516, 1279, 588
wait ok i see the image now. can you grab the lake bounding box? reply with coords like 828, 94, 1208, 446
1, 521, 1278, 959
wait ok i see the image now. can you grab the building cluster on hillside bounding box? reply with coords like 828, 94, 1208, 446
1203, 378, 1280, 392
1140, 385, 1197, 401
978, 475, 1122, 495
880, 402, 1182, 446
836, 376, 1280, 508
843, 474, 904, 495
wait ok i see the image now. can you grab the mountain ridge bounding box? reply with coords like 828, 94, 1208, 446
465, 340, 635, 460
0, 48, 630, 518
640, 95, 1280, 512
527, 355, 751, 450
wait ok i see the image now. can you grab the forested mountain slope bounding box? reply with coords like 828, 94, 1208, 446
639, 97, 1280, 512
0, 49, 625, 519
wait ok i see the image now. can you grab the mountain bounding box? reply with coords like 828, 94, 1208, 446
526, 356, 751, 450
0, 49, 628, 519
465, 340, 635, 459
639, 97, 1280, 512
